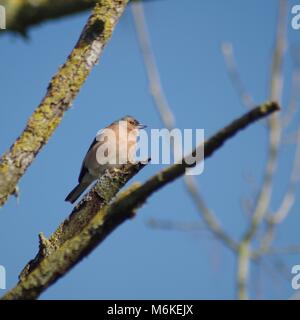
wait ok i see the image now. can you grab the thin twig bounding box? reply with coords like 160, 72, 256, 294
147, 218, 205, 232
253, 244, 300, 259
244, 0, 286, 241
221, 42, 254, 109
236, 0, 287, 300
253, 127, 300, 257
131, 1, 175, 130
271, 129, 300, 223
183, 176, 238, 251
282, 47, 300, 126
131, 1, 237, 252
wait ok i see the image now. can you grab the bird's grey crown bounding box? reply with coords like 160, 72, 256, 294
118, 115, 140, 126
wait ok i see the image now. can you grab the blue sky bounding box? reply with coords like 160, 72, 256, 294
0, 0, 300, 299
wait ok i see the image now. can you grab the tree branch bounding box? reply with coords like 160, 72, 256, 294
1, 0, 97, 36
0, 0, 158, 36
252, 126, 300, 259
1, 101, 279, 300
18, 161, 148, 280
0, 0, 129, 208
236, 0, 287, 300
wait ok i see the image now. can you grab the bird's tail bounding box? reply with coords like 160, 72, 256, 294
65, 183, 89, 204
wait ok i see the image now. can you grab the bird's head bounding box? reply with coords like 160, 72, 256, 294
119, 115, 147, 130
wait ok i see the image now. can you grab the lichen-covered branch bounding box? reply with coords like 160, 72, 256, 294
0, 0, 155, 36
0, 0, 97, 36
1, 102, 279, 300
19, 161, 147, 280
0, 0, 129, 208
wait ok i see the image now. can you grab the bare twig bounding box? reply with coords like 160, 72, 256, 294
221, 42, 254, 109
271, 129, 300, 223
245, 0, 286, 241
147, 218, 205, 232
253, 127, 300, 258
131, 1, 175, 130
131, 1, 237, 252
282, 47, 300, 127
253, 244, 300, 258
236, 0, 287, 300
183, 177, 238, 251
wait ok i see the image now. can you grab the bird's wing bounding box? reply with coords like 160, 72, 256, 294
78, 137, 97, 183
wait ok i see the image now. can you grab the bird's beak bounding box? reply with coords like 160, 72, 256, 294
137, 124, 147, 129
